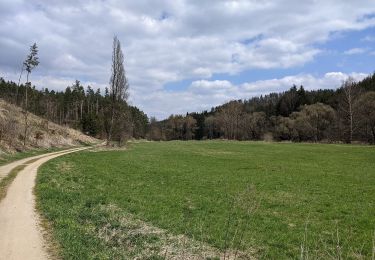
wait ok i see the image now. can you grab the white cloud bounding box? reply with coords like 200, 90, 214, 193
344, 48, 368, 55
361, 35, 375, 42
0, 1, 375, 118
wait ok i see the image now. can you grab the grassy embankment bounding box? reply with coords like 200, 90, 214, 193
0, 147, 63, 166
36, 141, 375, 259
0, 139, 95, 166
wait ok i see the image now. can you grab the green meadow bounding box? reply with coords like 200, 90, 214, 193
36, 141, 375, 259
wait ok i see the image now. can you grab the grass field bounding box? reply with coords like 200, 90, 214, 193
36, 141, 375, 259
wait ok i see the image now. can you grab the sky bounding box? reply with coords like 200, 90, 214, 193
0, 0, 375, 119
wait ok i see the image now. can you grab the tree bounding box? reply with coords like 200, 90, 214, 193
165, 115, 184, 140
23, 43, 39, 146
71, 80, 85, 123
243, 112, 267, 140
297, 85, 310, 107
183, 115, 197, 140
205, 115, 216, 139
189, 112, 206, 140
292, 103, 335, 141
277, 85, 298, 116
16, 62, 25, 105
216, 101, 243, 139
148, 117, 163, 141
339, 77, 361, 143
129, 106, 149, 139
273, 116, 295, 141
107, 36, 129, 145
81, 113, 101, 136
356, 92, 375, 143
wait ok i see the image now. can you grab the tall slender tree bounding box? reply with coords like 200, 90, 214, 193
107, 36, 129, 145
339, 77, 360, 143
16, 62, 25, 105
23, 43, 39, 146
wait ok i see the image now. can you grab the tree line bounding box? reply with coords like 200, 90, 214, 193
0, 77, 148, 142
2, 72, 374, 144
150, 74, 375, 144
0, 38, 148, 146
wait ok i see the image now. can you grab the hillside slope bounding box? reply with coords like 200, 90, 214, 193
0, 99, 98, 153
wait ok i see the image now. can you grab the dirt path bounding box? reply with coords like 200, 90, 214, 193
0, 147, 89, 260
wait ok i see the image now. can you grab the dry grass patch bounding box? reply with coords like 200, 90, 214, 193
92, 204, 255, 260
0, 99, 98, 153
56, 161, 74, 173
89, 146, 128, 152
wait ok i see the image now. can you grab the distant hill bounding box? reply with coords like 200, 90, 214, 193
150, 73, 375, 143
0, 99, 97, 153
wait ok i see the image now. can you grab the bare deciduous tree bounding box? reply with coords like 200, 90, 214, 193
148, 117, 163, 141
339, 77, 361, 143
273, 116, 295, 141
291, 103, 335, 142
107, 36, 129, 145
16, 63, 25, 105
205, 115, 216, 139
216, 101, 243, 140
243, 112, 267, 140
183, 115, 197, 140
356, 91, 375, 143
